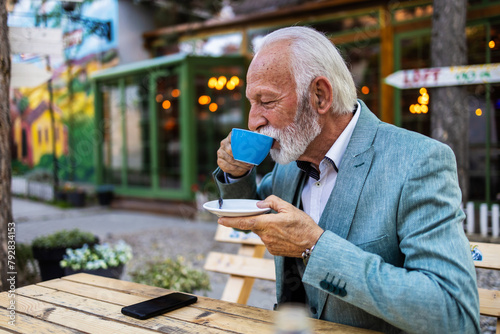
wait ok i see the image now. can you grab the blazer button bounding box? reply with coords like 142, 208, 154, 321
310, 307, 317, 315
338, 287, 347, 297
320, 280, 330, 290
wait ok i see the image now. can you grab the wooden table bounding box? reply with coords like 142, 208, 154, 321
0, 273, 379, 333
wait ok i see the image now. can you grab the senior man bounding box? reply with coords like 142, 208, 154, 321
215, 26, 479, 333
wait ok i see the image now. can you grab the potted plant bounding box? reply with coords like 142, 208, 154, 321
31, 229, 98, 281
96, 184, 114, 206
60, 241, 132, 279
63, 182, 86, 207
130, 256, 211, 294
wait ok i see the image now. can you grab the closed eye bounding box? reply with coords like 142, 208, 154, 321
262, 100, 276, 106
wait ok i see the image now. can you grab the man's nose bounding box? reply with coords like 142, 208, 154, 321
248, 106, 268, 131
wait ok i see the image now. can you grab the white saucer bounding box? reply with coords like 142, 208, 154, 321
203, 199, 271, 217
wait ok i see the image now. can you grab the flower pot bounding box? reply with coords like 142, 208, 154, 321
97, 190, 114, 206
67, 191, 86, 207
64, 264, 124, 279
55, 190, 67, 202
32, 238, 99, 281
32, 246, 67, 281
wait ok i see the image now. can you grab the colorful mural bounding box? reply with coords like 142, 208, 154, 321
9, 0, 119, 182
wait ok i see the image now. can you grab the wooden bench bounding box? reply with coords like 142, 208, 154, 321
205, 228, 500, 329
470, 241, 500, 333
204, 225, 276, 304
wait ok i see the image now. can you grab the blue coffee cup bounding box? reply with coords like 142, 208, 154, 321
231, 128, 274, 165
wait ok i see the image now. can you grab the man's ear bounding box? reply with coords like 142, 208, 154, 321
310, 76, 333, 115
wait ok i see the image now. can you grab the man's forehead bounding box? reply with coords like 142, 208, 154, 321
248, 48, 291, 79
253, 40, 291, 64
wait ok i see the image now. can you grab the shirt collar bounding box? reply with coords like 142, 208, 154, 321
296, 101, 361, 179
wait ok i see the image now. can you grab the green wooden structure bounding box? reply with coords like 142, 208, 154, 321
92, 54, 248, 201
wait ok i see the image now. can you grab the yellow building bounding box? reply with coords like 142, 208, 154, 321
14, 101, 67, 167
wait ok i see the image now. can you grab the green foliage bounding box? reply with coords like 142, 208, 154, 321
130, 256, 211, 294
32, 229, 97, 249
51, 200, 73, 209
17, 96, 29, 115
16, 243, 40, 286
11, 160, 30, 176
67, 116, 95, 182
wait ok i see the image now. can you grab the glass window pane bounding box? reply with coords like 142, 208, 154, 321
491, 24, 500, 201
102, 84, 122, 185
156, 75, 181, 189
195, 67, 246, 191
125, 76, 151, 187
393, 4, 433, 22
397, 23, 497, 201
490, 83, 500, 201
248, 13, 379, 53
490, 23, 500, 63
180, 33, 242, 56
339, 41, 380, 117
398, 34, 431, 135
467, 25, 486, 65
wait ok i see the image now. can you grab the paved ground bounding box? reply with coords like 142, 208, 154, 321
12, 197, 499, 333
13, 197, 276, 310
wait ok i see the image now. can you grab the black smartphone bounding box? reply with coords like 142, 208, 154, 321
121, 292, 197, 320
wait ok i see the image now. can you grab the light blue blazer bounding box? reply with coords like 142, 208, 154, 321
216, 100, 480, 333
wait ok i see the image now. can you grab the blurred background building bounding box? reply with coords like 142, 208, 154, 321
7, 0, 500, 211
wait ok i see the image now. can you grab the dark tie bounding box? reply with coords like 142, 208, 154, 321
296, 158, 338, 181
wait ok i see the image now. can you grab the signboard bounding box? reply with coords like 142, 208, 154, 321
64, 29, 83, 48
384, 63, 500, 89
11, 63, 52, 88
9, 27, 63, 57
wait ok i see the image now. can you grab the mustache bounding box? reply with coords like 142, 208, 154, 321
256, 126, 279, 139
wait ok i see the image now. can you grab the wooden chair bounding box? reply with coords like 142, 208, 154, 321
204, 225, 276, 304
470, 241, 500, 333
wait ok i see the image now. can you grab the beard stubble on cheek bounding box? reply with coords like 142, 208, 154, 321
257, 95, 321, 164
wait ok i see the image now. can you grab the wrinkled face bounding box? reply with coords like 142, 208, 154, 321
246, 42, 321, 164
257, 94, 321, 164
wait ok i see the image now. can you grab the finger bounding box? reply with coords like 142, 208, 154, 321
217, 145, 253, 176
218, 216, 260, 231
220, 135, 233, 155
217, 154, 252, 176
257, 195, 296, 213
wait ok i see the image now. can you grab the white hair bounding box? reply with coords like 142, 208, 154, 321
254, 26, 357, 115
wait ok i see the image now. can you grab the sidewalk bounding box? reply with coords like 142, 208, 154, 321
13, 197, 276, 310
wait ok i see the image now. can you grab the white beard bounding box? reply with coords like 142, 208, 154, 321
257, 96, 321, 165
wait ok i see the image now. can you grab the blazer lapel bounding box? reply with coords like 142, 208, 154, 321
319, 100, 379, 237
275, 165, 306, 206
314, 101, 378, 318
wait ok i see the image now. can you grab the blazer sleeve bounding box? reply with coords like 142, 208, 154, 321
301, 143, 480, 333
213, 165, 277, 200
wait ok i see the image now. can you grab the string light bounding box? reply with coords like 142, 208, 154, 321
209, 103, 218, 112
410, 88, 429, 114
476, 108, 482, 116
208, 77, 217, 88
162, 100, 171, 110
198, 95, 211, 105
171, 89, 180, 98
230, 76, 240, 86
